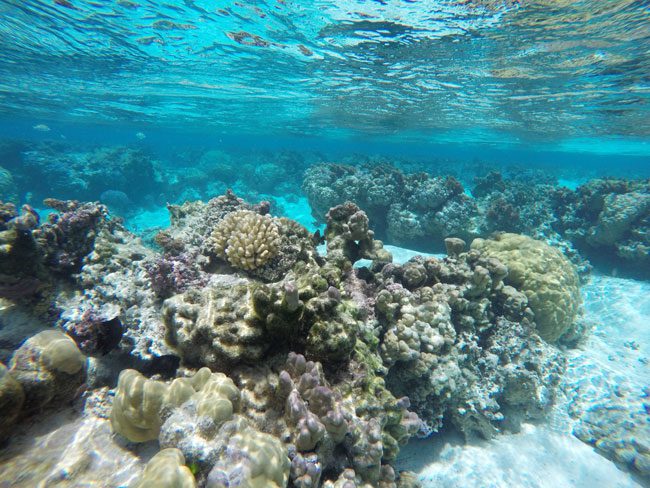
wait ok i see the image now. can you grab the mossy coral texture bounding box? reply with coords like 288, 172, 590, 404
471, 233, 582, 343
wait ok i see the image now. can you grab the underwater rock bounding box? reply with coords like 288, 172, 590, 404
304, 164, 480, 250
573, 384, 650, 479
163, 277, 268, 368
99, 189, 132, 215
63, 309, 123, 356
471, 233, 582, 343
0, 362, 24, 442
60, 215, 173, 363
0, 299, 49, 364
34, 199, 107, 275
587, 192, 650, 246
374, 247, 563, 437
555, 178, 650, 275
8, 330, 86, 414
324, 202, 392, 270
134, 448, 196, 488
143, 251, 208, 299
0, 203, 44, 300
82, 146, 160, 204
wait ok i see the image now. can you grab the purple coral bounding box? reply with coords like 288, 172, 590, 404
143, 251, 207, 298
34, 199, 107, 274
64, 309, 123, 356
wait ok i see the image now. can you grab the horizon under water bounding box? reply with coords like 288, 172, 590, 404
0, 1, 648, 488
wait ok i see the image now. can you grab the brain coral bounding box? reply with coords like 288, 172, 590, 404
471, 233, 581, 343
209, 210, 281, 271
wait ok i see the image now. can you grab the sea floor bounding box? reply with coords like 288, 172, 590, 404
0, 240, 647, 487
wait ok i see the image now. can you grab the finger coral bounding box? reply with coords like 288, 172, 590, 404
209, 210, 281, 271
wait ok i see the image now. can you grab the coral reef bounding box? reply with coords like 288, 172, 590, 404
134, 448, 197, 488
208, 210, 281, 271
0, 188, 586, 487
0, 362, 24, 442
205, 417, 290, 488
373, 244, 564, 436
471, 233, 582, 343
555, 179, 650, 274
8, 330, 86, 414
304, 162, 649, 277
303, 164, 479, 250
19, 144, 161, 205
111, 367, 239, 443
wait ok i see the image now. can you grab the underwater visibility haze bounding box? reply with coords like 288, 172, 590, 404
0, 1, 648, 487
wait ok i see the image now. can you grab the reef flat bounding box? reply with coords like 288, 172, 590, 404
0, 180, 647, 487
0, 143, 648, 487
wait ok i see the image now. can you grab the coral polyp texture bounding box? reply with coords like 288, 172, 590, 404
209, 210, 281, 271
0, 188, 603, 485
471, 233, 582, 343
111, 366, 240, 443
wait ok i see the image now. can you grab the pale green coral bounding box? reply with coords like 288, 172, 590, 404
208, 210, 281, 271
110, 367, 239, 443
471, 233, 581, 343
134, 448, 196, 488
9, 330, 86, 413
35, 330, 86, 375
163, 279, 267, 367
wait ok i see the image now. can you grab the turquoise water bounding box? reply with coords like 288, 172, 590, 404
0, 1, 649, 488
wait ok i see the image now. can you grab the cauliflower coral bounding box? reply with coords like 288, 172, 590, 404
209, 210, 281, 270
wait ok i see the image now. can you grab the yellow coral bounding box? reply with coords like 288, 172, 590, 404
471, 233, 581, 343
34, 330, 86, 375
134, 448, 196, 488
111, 367, 240, 443
209, 210, 281, 270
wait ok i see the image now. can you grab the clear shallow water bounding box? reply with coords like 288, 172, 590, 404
1, 0, 649, 145
0, 1, 649, 488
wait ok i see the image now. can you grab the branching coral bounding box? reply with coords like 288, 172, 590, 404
209, 210, 281, 271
